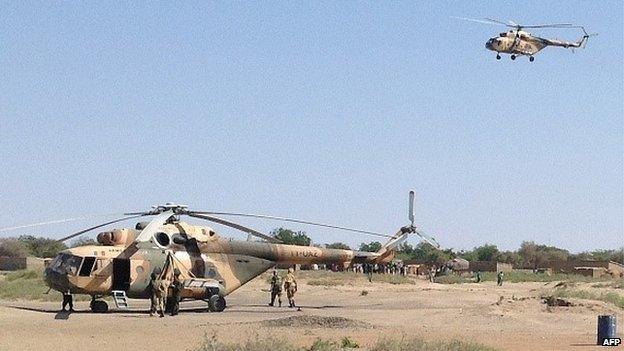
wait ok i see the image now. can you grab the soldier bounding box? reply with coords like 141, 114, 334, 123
170, 268, 183, 316
268, 269, 282, 307
429, 265, 436, 283
497, 271, 504, 286
475, 270, 482, 283
61, 290, 74, 312
283, 267, 297, 308
148, 268, 168, 317
365, 263, 373, 282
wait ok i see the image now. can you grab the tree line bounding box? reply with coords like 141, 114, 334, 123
1, 228, 622, 266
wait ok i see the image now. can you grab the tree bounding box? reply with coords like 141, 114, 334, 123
498, 250, 523, 267
70, 236, 99, 248
0, 238, 29, 257
271, 228, 311, 246
410, 242, 451, 265
18, 235, 67, 258
326, 242, 351, 250
359, 241, 382, 252
518, 241, 569, 269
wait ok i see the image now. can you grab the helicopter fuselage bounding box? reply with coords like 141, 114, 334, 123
43, 221, 379, 301
485, 29, 586, 60
485, 30, 548, 56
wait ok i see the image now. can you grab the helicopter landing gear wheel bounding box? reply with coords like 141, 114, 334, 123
208, 295, 226, 312
90, 299, 108, 313
496, 54, 501, 60
510, 55, 516, 60
529, 56, 535, 62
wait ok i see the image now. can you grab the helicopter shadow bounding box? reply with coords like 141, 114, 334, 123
234, 304, 345, 310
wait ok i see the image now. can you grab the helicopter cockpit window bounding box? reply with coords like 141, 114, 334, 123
499, 32, 507, 37
51, 253, 84, 275
65, 255, 82, 275
79, 257, 96, 277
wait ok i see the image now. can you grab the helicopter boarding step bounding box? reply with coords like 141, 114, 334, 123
112, 290, 129, 310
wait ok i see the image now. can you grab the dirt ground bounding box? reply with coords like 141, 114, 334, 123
0, 274, 621, 351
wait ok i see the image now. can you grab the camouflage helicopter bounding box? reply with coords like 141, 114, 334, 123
456, 17, 596, 61
6, 191, 438, 313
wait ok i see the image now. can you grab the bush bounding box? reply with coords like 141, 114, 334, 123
370, 337, 499, 351
18, 235, 67, 258
0, 238, 29, 257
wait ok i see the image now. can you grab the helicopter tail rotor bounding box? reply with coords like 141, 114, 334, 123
578, 27, 598, 49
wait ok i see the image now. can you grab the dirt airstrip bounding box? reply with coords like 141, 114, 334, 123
0, 273, 621, 351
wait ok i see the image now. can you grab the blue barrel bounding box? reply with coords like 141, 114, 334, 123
597, 315, 617, 345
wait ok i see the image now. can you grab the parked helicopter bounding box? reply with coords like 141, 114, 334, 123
5, 191, 439, 313
455, 17, 596, 61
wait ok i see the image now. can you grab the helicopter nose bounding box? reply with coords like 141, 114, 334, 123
44, 267, 71, 292
485, 39, 494, 50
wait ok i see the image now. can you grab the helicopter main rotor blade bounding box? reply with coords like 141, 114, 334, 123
414, 229, 441, 249
452, 16, 507, 26
56, 214, 145, 242
483, 17, 514, 27
0, 213, 130, 233
520, 23, 574, 29
189, 211, 394, 240
188, 213, 282, 243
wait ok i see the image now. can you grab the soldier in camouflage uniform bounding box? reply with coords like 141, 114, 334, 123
148, 268, 168, 317
268, 269, 282, 307
283, 267, 297, 308
170, 268, 183, 316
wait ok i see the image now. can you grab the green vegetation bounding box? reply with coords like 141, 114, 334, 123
0, 235, 67, 258
272, 228, 312, 247
359, 242, 382, 252
302, 271, 413, 286
592, 279, 624, 289
370, 337, 499, 351
0, 238, 29, 257
326, 242, 351, 250
434, 271, 611, 284
0, 270, 60, 301
195, 334, 498, 351
70, 236, 99, 248
0, 269, 92, 301
433, 275, 472, 284
549, 289, 624, 309
395, 240, 623, 267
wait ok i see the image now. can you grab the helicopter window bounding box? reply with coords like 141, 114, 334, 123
499, 32, 507, 37
79, 257, 96, 277
65, 255, 82, 275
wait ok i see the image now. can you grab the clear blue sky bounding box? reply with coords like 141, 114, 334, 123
0, 1, 622, 252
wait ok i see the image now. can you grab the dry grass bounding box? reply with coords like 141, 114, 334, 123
548, 289, 624, 309
195, 334, 499, 351
0, 269, 91, 301
435, 271, 614, 284
302, 271, 413, 286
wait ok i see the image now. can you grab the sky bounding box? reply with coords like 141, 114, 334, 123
0, 1, 622, 253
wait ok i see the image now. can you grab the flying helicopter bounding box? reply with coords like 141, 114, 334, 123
2, 191, 439, 313
455, 17, 596, 61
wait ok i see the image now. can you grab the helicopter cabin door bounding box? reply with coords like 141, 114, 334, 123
112, 258, 131, 291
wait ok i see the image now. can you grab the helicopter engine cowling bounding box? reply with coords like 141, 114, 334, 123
97, 229, 136, 246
